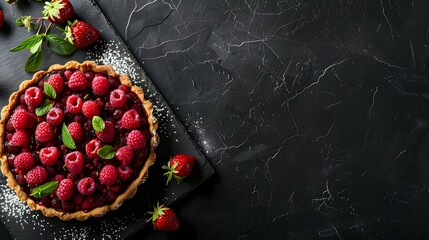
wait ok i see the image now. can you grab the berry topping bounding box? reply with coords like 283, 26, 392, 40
121, 109, 140, 130
91, 76, 109, 96
24, 87, 43, 108
68, 122, 83, 142
96, 121, 115, 143
85, 139, 102, 158
26, 166, 48, 187
117, 165, 133, 181
11, 130, 30, 147
65, 151, 84, 174
99, 165, 118, 185
11, 110, 30, 130
66, 95, 83, 114
46, 107, 64, 126
127, 130, 146, 149
68, 71, 88, 91
77, 177, 95, 196
35, 121, 54, 142
39, 147, 59, 167
14, 152, 35, 172
109, 89, 126, 108
82, 101, 100, 119
46, 74, 64, 94
115, 146, 134, 166
56, 179, 74, 201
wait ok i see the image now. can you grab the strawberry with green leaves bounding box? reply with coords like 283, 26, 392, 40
148, 203, 180, 232
162, 154, 196, 185
64, 20, 100, 49
42, 0, 74, 24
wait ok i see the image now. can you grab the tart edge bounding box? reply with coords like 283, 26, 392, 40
0, 61, 159, 221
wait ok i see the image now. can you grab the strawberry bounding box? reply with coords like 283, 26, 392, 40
162, 154, 196, 185
148, 203, 180, 232
42, 0, 74, 24
65, 21, 100, 49
0, 10, 3, 30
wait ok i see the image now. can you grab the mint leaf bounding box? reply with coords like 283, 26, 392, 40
29, 39, 43, 54
24, 49, 44, 72
92, 116, 105, 132
44, 82, 56, 99
31, 181, 58, 198
35, 99, 52, 116
46, 34, 76, 56
10, 34, 44, 52
97, 145, 115, 160
62, 123, 76, 149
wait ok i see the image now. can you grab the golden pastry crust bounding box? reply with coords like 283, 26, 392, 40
0, 61, 159, 221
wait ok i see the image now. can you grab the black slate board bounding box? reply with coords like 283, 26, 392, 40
0, 0, 214, 239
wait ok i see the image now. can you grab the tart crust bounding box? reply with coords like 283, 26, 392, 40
0, 61, 159, 221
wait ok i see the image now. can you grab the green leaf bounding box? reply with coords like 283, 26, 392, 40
31, 181, 59, 198
24, 49, 44, 73
16, 16, 26, 27
44, 82, 56, 99
46, 34, 76, 56
92, 116, 105, 132
62, 123, 76, 149
10, 34, 45, 52
29, 39, 42, 54
35, 99, 52, 116
97, 145, 115, 160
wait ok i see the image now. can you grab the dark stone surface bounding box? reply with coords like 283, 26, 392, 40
94, 0, 429, 239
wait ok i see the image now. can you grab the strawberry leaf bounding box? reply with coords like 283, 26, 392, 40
97, 145, 115, 160
92, 116, 105, 132
10, 34, 44, 52
29, 39, 43, 54
44, 82, 56, 99
24, 49, 44, 72
31, 180, 59, 198
46, 34, 76, 56
35, 99, 53, 116
62, 123, 76, 149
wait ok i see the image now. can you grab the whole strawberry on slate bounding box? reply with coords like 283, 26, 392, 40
64, 20, 100, 49
42, 0, 74, 24
162, 154, 196, 185
148, 203, 181, 232
0, 10, 4, 29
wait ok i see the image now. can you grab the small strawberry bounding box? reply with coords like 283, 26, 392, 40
0, 10, 4, 30
148, 203, 180, 232
162, 154, 196, 185
42, 0, 74, 24
64, 20, 100, 49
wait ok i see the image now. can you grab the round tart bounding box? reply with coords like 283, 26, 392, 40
0, 61, 159, 221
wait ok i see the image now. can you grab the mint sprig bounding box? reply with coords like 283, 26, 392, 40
31, 180, 58, 198
97, 145, 115, 160
62, 123, 76, 149
35, 99, 52, 116
44, 82, 56, 99
92, 116, 105, 132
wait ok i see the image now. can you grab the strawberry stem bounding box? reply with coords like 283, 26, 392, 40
44, 22, 53, 35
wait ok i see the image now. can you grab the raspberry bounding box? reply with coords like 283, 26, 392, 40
77, 177, 96, 196
65, 151, 84, 174
24, 87, 43, 107
73, 193, 84, 205
85, 139, 102, 158
39, 147, 59, 167
117, 165, 133, 181
85, 72, 95, 81
68, 71, 88, 91
62, 201, 74, 212
56, 179, 74, 201
108, 76, 120, 88
46, 107, 64, 126
115, 146, 134, 166
14, 152, 35, 172
11, 109, 30, 130
46, 74, 64, 94
51, 197, 61, 209
127, 130, 146, 149
11, 130, 30, 147
35, 122, 54, 142
121, 109, 140, 130
92, 76, 109, 96
82, 101, 100, 119
68, 122, 83, 142
64, 70, 73, 80
26, 166, 48, 186
118, 84, 130, 93
16, 173, 27, 185
81, 199, 92, 210
66, 95, 83, 114
96, 121, 115, 143
99, 165, 118, 185
109, 89, 126, 108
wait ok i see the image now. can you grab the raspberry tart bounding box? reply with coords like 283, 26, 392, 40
0, 61, 159, 221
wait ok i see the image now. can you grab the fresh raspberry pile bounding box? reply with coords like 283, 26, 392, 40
3, 69, 152, 213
